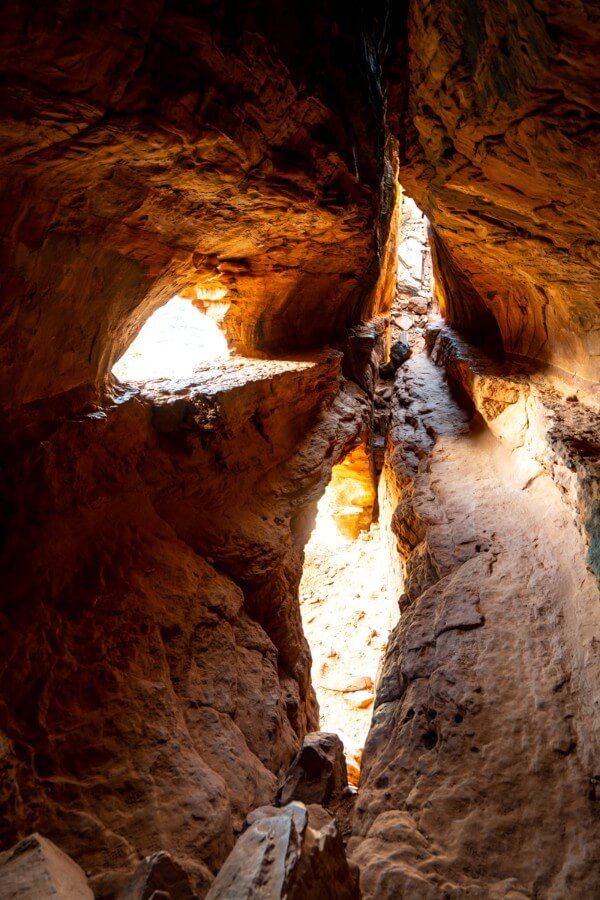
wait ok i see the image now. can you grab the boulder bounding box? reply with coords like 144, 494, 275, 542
206, 803, 359, 899
276, 732, 348, 807
118, 851, 195, 899
0, 833, 93, 899
379, 336, 412, 379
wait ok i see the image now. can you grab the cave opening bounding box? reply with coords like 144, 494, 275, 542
299, 444, 396, 786
112, 294, 230, 383
2, 8, 599, 896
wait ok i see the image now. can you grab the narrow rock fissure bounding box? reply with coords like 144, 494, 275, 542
2, 13, 599, 898
296, 194, 436, 798
298, 449, 394, 787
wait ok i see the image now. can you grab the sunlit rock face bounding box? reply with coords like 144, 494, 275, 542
390, 0, 600, 380
352, 343, 600, 898
0, 2, 599, 898
298, 444, 397, 787
0, 1, 394, 407
0, 4, 392, 892
391, 193, 436, 353
319, 445, 376, 541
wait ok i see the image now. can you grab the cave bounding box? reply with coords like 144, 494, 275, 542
0, 3, 599, 899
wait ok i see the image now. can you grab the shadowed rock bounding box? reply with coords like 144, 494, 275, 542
379, 336, 412, 379
118, 851, 194, 899
0, 834, 93, 900
277, 732, 348, 806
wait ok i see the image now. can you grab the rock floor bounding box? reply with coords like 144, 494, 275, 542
351, 352, 600, 897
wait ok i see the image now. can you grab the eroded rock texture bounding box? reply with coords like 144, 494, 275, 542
207, 802, 359, 900
391, 194, 435, 354
0, 833, 93, 900
0, 2, 599, 898
0, 354, 369, 896
0, 1, 395, 406
391, 0, 600, 380
352, 340, 600, 897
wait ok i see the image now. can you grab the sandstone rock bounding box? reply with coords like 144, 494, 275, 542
323, 676, 374, 694
343, 320, 388, 395
0, 355, 370, 895
118, 851, 194, 900
352, 352, 600, 897
244, 802, 307, 833
321, 444, 376, 540
0, 7, 598, 900
0, 834, 93, 900
205, 804, 305, 899
389, 337, 412, 369
429, 322, 600, 585
390, 1, 600, 380
345, 690, 374, 711
207, 803, 359, 899
277, 732, 348, 807
0, 3, 396, 407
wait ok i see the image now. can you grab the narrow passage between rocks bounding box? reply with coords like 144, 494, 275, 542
298, 452, 397, 786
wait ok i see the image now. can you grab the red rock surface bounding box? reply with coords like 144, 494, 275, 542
0, 4, 598, 898
351, 342, 600, 896
390, 0, 600, 381
0, 2, 395, 407
0, 354, 369, 896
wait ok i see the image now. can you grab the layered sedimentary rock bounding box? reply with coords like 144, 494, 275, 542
0, 353, 369, 896
391, 0, 600, 380
429, 322, 600, 583
0, 1, 396, 407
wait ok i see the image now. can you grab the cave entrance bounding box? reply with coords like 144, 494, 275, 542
299, 445, 397, 785
112, 294, 230, 382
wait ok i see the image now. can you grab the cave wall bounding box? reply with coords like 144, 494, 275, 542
352, 343, 600, 897
0, 354, 370, 896
0, 1, 599, 896
390, 0, 600, 381
0, 0, 394, 407
0, 3, 395, 893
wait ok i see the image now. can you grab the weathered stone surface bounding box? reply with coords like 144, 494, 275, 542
118, 851, 194, 900
0, 7, 598, 900
428, 322, 600, 583
298, 472, 396, 790
351, 350, 600, 897
207, 802, 359, 899
207, 804, 306, 899
390, 194, 436, 355
0, 355, 369, 896
379, 336, 411, 379
390, 0, 600, 381
0, 2, 395, 407
277, 732, 348, 807
320, 443, 376, 540
0, 833, 93, 900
